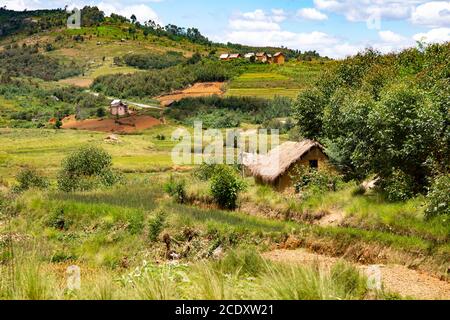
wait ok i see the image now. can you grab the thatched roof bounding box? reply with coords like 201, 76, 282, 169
243, 139, 325, 183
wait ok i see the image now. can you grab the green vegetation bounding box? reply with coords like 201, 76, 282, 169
0, 80, 109, 127
165, 96, 292, 128
0, 45, 82, 81
293, 45, 450, 198
57, 146, 121, 192
164, 176, 187, 204
0, 6, 448, 301
210, 165, 246, 210
120, 51, 186, 70
91, 58, 235, 99
226, 62, 326, 99
424, 175, 450, 220
13, 167, 49, 193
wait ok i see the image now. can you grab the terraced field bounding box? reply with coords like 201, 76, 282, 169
226, 62, 328, 99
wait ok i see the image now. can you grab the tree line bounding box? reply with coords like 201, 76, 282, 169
292, 43, 449, 203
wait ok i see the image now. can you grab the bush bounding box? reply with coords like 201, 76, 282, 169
14, 167, 49, 193
378, 169, 415, 202
164, 176, 187, 204
47, 207, 70, 230
123, 51, 185, 70
57, 146, 121, 192
424, 175, 450, 220
193, 163, 218, 181
148, 210, 167, 242
210, 165, 246, 210
293, 167, 343, 194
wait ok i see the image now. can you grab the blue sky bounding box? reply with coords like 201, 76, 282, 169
4, 0, 450, 58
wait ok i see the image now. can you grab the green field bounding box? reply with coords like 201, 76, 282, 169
226, 88, 301, 99
226, 62, 327, 99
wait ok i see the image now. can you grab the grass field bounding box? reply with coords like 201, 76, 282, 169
0, 123, 449, 300
0, 127, 183, 181
226, 88, 301, 99
226, 62, 327, 99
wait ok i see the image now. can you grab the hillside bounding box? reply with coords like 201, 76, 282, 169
0, 7, 449, 301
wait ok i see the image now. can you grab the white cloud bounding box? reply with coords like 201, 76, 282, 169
228, 9, 285, 31
378, 30, 406, 43
271, 9, 287, 23
297, 8, 328, 21
3, 0, 42, 10
97, 2, 161, 24
314, 0, 428, 22
413, 27, 450, 43
411, 1, 450, 27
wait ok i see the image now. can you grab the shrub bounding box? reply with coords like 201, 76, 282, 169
210, 165, 246, 210
293, 167, 343, 194
378, 169, 415, 202
148, 210, 167, 242
193, 163, 218, 181
424, 175, 450, 220
96, 107, 106, 118
57, 146, 121, 192
14, 167, 49, 193
164, 176, 187, 204
47, 207, 70, 230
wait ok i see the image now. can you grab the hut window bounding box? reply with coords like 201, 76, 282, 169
309, 160, 318, 169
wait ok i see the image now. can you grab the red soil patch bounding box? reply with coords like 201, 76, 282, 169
62, 115, 161, 133
157, 82, 225, 107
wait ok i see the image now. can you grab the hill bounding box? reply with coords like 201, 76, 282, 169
0, 7, 449, 301
0, 7, 330, 128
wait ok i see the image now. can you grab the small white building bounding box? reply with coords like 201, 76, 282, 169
110, 99, 129, 116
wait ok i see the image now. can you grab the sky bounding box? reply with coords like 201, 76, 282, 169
3, 0, 450, 58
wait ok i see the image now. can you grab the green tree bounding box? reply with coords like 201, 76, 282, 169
210, 165, 246, 210
293, 88, 327, 139
57, 146, 120, 192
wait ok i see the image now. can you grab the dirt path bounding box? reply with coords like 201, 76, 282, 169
263, 249, 450, 300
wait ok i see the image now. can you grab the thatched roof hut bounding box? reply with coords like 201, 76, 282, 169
243, 139, 328, 190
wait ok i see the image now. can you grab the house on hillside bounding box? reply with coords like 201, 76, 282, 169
243, 140, 329, 191
110, 100, 129, 117
229, 53, 241, 60
219, 53, 230, 61
273, 52, 286, 64
255, 52, 268, 63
